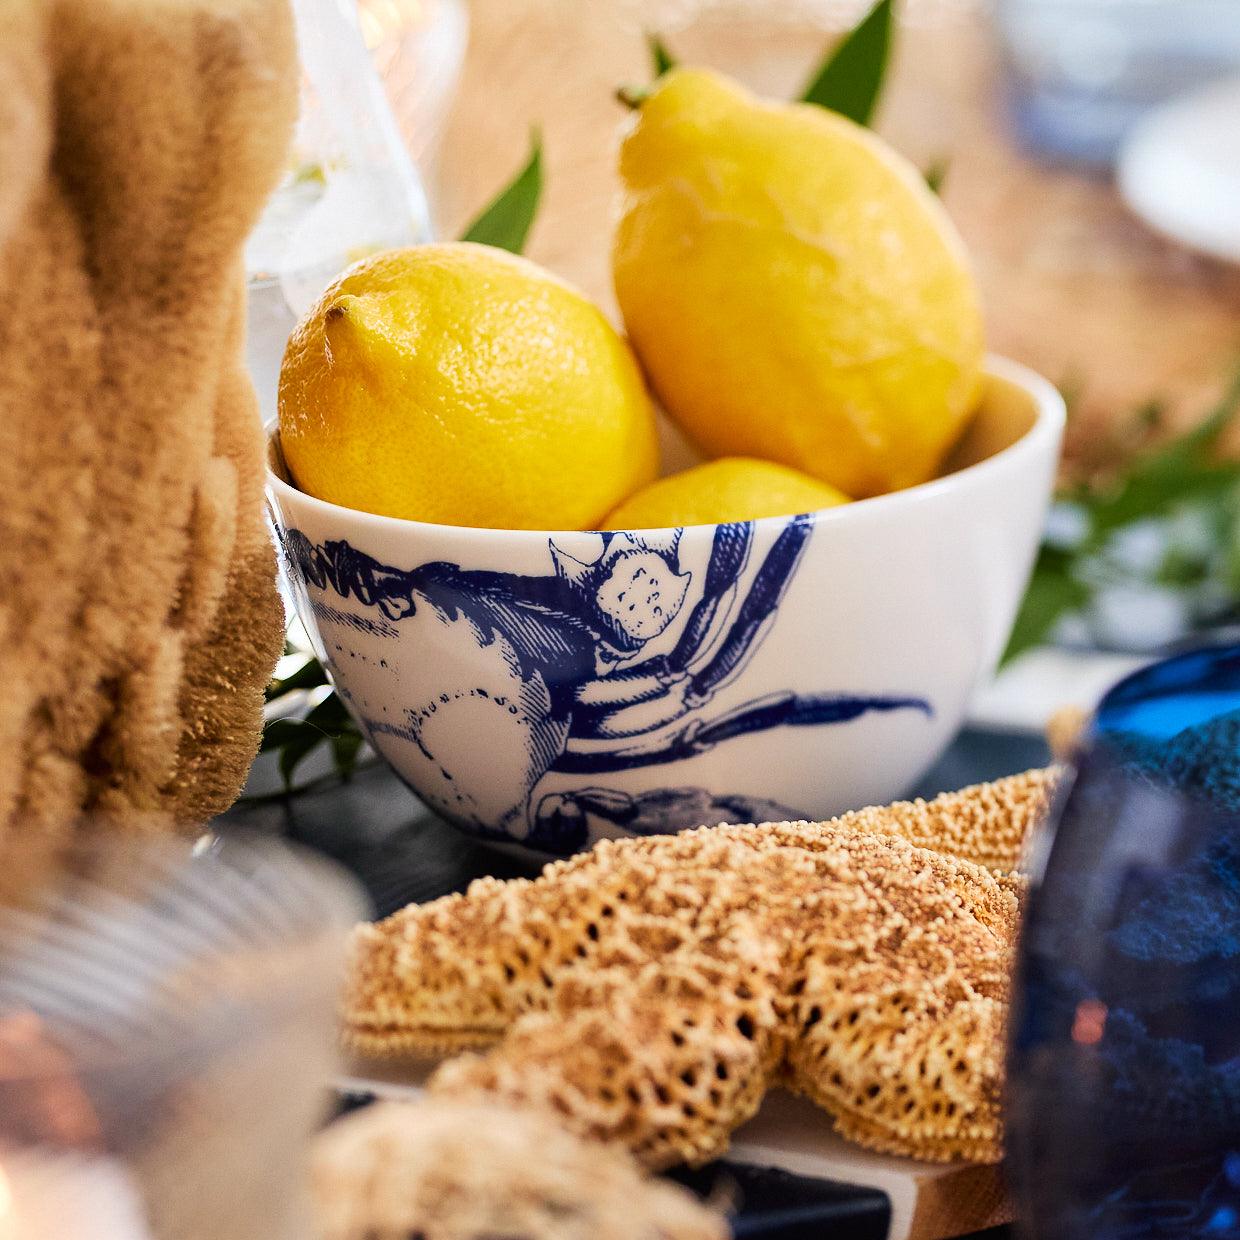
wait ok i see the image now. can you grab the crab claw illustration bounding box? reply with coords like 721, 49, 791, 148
653, 671, 710, 719
378, 594, 415, 621
531, 792, 592, 854
684, 685, 714, 712
672, 717, 710, 755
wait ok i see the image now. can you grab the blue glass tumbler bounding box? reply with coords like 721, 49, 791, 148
1008, 644, 1240, 1239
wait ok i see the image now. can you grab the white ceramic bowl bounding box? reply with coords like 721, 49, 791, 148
266, 356, 1064, 856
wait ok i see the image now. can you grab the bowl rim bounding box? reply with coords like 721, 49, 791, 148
265, 353, 1065, 541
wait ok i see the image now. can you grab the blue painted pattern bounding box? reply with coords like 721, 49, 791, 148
281, 516, 930, 851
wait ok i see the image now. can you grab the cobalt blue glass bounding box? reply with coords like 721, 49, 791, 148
1008, 644, 1240, 1240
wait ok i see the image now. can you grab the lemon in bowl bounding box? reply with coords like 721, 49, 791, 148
604, 458, 849, 529
613, 67, 984, 500
277, 242, 659, 531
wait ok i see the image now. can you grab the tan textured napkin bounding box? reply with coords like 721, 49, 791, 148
0, 0, 296, 895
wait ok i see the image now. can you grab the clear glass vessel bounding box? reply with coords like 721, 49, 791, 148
244, 0, 449, 420
0, 835, 364, 1240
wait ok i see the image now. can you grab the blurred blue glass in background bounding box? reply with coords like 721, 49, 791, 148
995, 0, 1240, 166
1009, 644, 1240, 1239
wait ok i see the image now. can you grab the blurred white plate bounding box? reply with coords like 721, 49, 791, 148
1118, 75, 1240, 264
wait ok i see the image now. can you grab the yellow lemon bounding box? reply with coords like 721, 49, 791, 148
278, 243, 659, 529
603, 457, 849, 529
613, 68, 984, 499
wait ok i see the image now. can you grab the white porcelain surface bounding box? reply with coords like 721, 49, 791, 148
266, 356, 1064, 856
1118, 75, 1240, 265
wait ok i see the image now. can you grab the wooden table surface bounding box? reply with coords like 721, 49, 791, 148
406, 0, 1240, 469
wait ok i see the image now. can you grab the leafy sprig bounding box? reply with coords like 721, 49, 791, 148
923, 158, 949, 196
1002, 372, 1240, 666
459, 131, 544, 254
648, 33, 677, 79
799, 0, 893, 125
261, 651, 365, 789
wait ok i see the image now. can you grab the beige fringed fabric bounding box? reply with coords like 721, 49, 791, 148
312, 1100, 727, 1240
0, 0, 295, 895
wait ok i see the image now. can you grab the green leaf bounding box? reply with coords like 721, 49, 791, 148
1222, 498, 1240, 596
924, 159, 949, 195
1087, 465, 1240, 542
303, 691, 355, 732
331, 728, 365, 780
277, 723, 327, 788
1168, 370, 1240, 452
800, 0, 894, 126
458, 131, 544, 256
260, 716, 314, 753
1001, 546, 1092, 667
1080, 376, 1240, 542
1001, 367, 1240, 664
648, 33, 676, 78
1156, 543, 1210, 589
260, 662, 366, 790
265, 655, 329, 702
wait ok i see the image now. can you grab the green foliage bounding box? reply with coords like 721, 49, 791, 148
458, 130, 544, 255
1001, 371, 1240, 667
1002, 546, 1093, 667
260, 650, 366, 793
648, 33, 677, 78
924, 159, 949, 195
799, 0, 894, 125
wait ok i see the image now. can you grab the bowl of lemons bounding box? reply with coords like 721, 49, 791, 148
266, 68, 1064, 856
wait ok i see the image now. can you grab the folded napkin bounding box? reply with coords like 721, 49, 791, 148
0, 0, 296, 894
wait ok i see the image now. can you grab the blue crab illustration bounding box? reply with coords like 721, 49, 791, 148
283, 515, 930, 852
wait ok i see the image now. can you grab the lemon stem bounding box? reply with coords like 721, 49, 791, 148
615, 83, 651, 110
